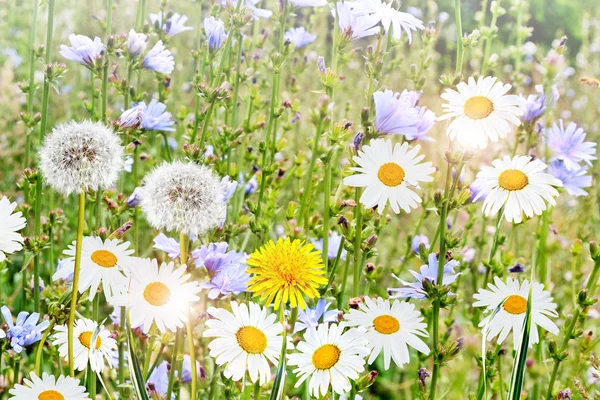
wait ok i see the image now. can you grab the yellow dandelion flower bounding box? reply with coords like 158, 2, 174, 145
247, 238, 327, 310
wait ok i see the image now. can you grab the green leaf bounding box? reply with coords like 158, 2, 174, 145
126, 313, 150, 400
507, 287, 533, 400
268, 335, 287, 400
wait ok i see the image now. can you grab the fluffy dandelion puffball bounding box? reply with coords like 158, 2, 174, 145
140, 161, 226, 236
9, 372, 88, 400
246, 238, 327, 310
39, 120, 124, 195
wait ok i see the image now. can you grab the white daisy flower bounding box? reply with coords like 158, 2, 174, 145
39, 121, 124, 195
204, 301, 286, 385
474, 276, 559, 350
438, 76, 522, 149
343, 138, 435, 214
140, 161, 226, 236
52, 237, 136, 301
474, 155, 563, 223
288, 323, 370, 397
9, 372, 88, 400
344, 297, 429, 369
112, 258, 201, 333
0, 196, 26, 262
53, 318, 117, 372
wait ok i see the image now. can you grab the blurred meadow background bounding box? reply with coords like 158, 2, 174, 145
1, 0, 600, 399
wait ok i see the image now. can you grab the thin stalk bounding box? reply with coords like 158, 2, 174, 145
180, 232, 198, 400
118, 307, 126, 396
68, 192, 86, 377
24, 0, 39, 168
33, 176, 43, 312
352, 189, 363, 297
35, 320, 56, 375
481, 0, 502, 74
301, 119, 325, 234
322, 160, 332, 271
166, 329, 183, 400
454, 0, 464, 74
39, 0, 55, 142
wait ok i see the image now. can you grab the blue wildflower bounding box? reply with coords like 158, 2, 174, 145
204, 17, 228, 51
192, 242, 232, 272
388, 253, 460, 300
59, 34, 104, 68
55, 259, 73, 282
221, 0, 272, 19
284, 27, 317, 49
289, 0, 327, 7
124, 156, 134, 173
548, 161, 592, 197
1, 306, 49, 353
202, 264, 250, 299
312, 232, 347, 260
373, 90, 435, 139
469, 178, 487, 202
118, 100, 175, 131
153, 233, 181, 259
294, 299, 339, 333
547, 120, 596, 171
336, 2, 379, 40
143, 41, 174, 74
519, 84, 559, 123
150, 12, 193, 36
181, 355, 204, 382
244, 174, 258, 194
126, 187, 143, 208
146, 360, 170, 397
411, 234, 429, 254
221, 176, 238, 202
127, 29, 147, 57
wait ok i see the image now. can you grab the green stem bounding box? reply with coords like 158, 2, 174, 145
301, 120, 325, 234
39, 0, 55, 143
33, 175, 43, 313
35, 320, 55, 375
454, 0, 464, 74
118, 307, 126, 396
322, 160, 332, 271
68, 192, 86, 377
166, 329, 183, 400
24, 0, 39, 168
352, 188, 363, 297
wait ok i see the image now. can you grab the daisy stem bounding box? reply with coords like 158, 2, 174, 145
33, 176, 43, 313
68, 192, 86, 377
322, 158, 332, 271
35, 319, 55, 375
454, 0, 464, 74
166, 328, 183, 400
118, 307, 126, 396
300, 118, 325, 234
352, 188, 364, 297
180, 232, 198, 400
535, 208, 551, 284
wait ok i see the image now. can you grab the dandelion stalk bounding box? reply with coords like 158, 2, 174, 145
68, 192, 86, 377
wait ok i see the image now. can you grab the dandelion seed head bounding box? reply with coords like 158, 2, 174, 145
39, 121, 124, 195
140, 161, 226, 236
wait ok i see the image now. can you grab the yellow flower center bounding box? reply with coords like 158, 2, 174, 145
236, 326, 267, 354
143, 282, 171, 306
312, 344, 341, 370
498, 169, 528, 191
463, 96, 494, 120
38, 390, 64, 400
78, 331, 102, 349
377, 162, 405, 187
503, 295, 528, 315
373, 314, 400, 334
91, 249, 118, 268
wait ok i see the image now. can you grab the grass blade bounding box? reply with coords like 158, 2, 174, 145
507, 287, 533, 400
126, 313, 150, 400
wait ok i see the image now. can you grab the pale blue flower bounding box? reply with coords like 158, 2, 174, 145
2, 48, 22, 67
374, 90, 434, 139
411, 234, 429, 253
312, 232, 347, 260
244, 175, 258, 194
126, 187, 143, 208
146, 361, 170, 397
548, 161, 592, 197
469, 178, 487, 202
388, 253, 460, 300
220, 0, 272, 19
284, 27, 317, 49
153, 233, 181, 259
143, 41, 174, 74
192, 242, 231, 272
124, 156, 134, 173
181, 355, 204, 383
118, 100, 175, 131
59, 34, 104, 68
547, 120, 596, 171
204, 17, 228, 51
149, 12, 193, 36
55, 259, 73, 282
519, 84, 559, 123
336, 2, 379, 40
1, 306, 49, 353
289, 0, 327, 7
350, 0, 424, 42
294, 299, 339, 333
221, 176, 238, 202
202, 264, 250, 299
127, 29, 147, 57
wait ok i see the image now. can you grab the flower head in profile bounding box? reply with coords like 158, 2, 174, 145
312, 231, 347, 261
289, 0, 327, 7
345, 297, 430, 369
205, 301, 286, 385
150, 12, 193, 36
59, 34, 104, 68
39, 120, 124, 195
474, 276, 559, 349
438, 76, 522, 149
474, 155, 562, 223
146, 360, 170, 397
53, 318, 117, 372
246, 238, 327, 309
546, 120, 596, 171
9, 372, 88, 400
221, 0, 272, 19
1, 306, 49, 353
126, 29, 147, 57
343, 138, 435, 214
350, 0, 424, 42
548, 161, 592, 197
410, 234, 429, 254
288, 323, 370, 397
139, 161, 226, 236
388, 253, 460, 300
284, 27, 317, 49
112, 258, 201, 333
52, 236, 135, 301
0, 196, 26, 262
118, 99, 175, 131
143, 41, 174, 74
192, 242, 250, 299
294, 299, 339, 333
519, 84, 559, 123
336, 2, 380, 40
374, 90, 435, 140
204, 17, 228, 51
